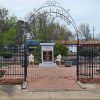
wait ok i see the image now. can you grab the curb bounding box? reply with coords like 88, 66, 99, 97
22, 82, 27, 89
77, 81, 86, 90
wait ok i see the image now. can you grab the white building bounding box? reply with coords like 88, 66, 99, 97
56, 40, 78, 53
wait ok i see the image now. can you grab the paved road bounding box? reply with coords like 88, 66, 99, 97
0, 83, 100, 100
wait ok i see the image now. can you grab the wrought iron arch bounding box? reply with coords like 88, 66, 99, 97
31, 0, 78, 39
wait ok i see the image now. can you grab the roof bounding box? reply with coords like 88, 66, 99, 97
26, 40, 100, 46
56, 40, 100, 45
56, 40, 82, 45
81, 40, 100, 44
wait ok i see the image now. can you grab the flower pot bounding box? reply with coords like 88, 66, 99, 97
65, 60, 72, 67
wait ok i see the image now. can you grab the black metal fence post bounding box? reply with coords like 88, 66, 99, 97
77, 39, 79, 81
24, 42, 28, 82
91, 45, 94, 79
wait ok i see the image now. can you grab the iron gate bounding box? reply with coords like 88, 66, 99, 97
77, 43, 100, 82
0, 45, 27, 84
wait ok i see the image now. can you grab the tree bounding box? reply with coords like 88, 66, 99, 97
3, 15, 17, 44
95, 33, 100, 40
0, 7, 8, 32
16, 20, 32, 44
49, 23, 69, 41
67, 31, 74, 40
0, 7, 18, 45
25, 12, 73, 41
0, 7, 9, 44
78, 24, 92, 41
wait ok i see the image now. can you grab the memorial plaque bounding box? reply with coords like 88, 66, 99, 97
43, 51, 52, 62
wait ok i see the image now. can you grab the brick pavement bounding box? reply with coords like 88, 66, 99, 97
27, 65, 83, 90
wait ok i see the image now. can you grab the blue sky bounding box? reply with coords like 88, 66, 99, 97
0, 0, 100, 36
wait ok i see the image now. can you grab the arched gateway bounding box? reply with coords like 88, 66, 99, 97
0, 0, 83, 90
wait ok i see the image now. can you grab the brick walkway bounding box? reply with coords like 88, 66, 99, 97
27, 65, 83, 90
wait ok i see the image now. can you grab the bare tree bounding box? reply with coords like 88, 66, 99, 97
78, 24, 92, 41
95, 33, 100, 40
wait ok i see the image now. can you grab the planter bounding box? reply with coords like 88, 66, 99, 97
65, 60, 72, 67
72, 59, 77, 65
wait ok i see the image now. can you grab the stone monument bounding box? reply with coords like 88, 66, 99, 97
39, 43, 57, 67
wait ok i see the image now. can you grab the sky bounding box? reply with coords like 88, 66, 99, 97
0, 0, 100, 37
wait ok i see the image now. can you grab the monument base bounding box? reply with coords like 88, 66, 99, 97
39, 62, 57, 67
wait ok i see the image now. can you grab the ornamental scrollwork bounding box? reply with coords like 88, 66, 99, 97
47, 0, 57, 6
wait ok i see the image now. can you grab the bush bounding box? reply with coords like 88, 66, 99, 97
0, 52, 13, 58
54, 44, 69, 57
34, 46, 41, 64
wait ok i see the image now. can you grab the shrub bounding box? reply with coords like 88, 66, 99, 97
54, 44, 69, 57
0, 52, 13, 58
34, 46, 41, 64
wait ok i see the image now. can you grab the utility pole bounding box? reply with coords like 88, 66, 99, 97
93, 26, 95, 40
